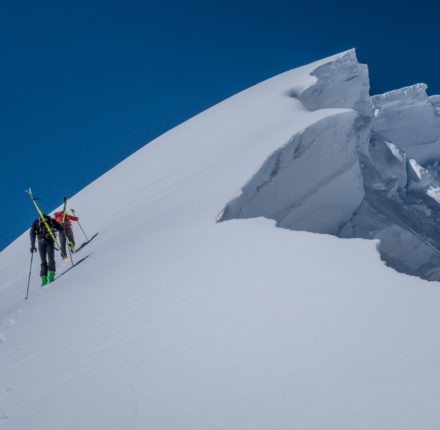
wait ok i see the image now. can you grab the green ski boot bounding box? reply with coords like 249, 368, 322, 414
41, 275, 48, 287
48, 271, 56, 283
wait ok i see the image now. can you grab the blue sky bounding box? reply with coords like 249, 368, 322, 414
1, 0, 440, 250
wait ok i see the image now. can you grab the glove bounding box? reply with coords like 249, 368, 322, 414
30, 245, 37, 253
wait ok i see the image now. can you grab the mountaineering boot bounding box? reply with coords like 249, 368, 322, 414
62, 255, 67, 260
48, 271, 55, 283
41, 275, 48, 287
69, 241, 74, 251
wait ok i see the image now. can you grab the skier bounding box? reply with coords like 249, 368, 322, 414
30, 214, 65, 286
53, 210, 79, 259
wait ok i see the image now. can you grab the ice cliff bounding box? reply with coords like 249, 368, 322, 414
220, 49, 440, 281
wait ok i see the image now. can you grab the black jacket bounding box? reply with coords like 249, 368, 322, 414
30, 215, 64, 247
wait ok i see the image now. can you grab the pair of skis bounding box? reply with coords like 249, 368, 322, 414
26, 188, 61, 250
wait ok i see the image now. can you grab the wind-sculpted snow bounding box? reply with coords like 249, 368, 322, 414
371, 84, 440, 164
221, 50, 440, 281
220, 112, 366, 234
220, 50, 370, 235
295, 48, 372, 116
347, 83, 440, 281
341, 128, 440, 280
340, 134, 440, 281
430, 94, 440, 109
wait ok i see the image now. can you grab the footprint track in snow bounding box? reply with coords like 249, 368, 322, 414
0, 412, 10, 422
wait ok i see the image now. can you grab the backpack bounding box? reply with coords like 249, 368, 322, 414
38, 216, 55, 240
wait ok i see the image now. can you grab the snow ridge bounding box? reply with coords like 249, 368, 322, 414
371, 83, 429, 106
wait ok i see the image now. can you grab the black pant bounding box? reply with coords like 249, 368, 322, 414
38, 238, 56, 276
60, 227, 75, 257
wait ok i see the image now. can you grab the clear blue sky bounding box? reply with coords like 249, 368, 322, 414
1, 0, 439, 250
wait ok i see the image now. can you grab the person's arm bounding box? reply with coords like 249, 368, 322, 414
66, 214, 79, 222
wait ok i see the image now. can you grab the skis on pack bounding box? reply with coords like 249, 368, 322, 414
62, 197, 68, 223
26, 187, 60, 250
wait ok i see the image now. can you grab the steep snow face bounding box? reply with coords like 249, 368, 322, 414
220, 112, 366, 234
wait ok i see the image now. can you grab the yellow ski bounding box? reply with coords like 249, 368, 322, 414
62, 197, 68, 223
26, 188, 60, 249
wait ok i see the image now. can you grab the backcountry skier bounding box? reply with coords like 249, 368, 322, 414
54, 210, 78, 259
30, 214, 65, 285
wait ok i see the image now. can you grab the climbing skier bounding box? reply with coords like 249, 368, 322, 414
54, 210, 78, 259
30, 214, 65, 286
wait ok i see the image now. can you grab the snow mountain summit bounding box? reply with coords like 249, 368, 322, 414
2, 49, 440, 429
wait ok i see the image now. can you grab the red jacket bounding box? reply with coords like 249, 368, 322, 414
54, 211, 78, 228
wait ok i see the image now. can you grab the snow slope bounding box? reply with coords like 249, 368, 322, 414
1, 50, 440, 429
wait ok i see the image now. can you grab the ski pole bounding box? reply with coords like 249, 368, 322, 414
71, 209, 89, 241
25, 251, 35, 300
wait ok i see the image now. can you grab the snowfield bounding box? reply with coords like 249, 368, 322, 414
1, 50, 440, 429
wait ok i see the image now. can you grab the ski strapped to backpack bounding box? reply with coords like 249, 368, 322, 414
26, 187, 61, 250
62, 197, 68, 223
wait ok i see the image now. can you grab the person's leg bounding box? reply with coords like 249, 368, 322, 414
59, 229, 67, 258
39, 239, 49, 286
47, 241, 56, 282
47, 241, 56, 273
65, 228, 75, 250
38, 239, 48, 276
